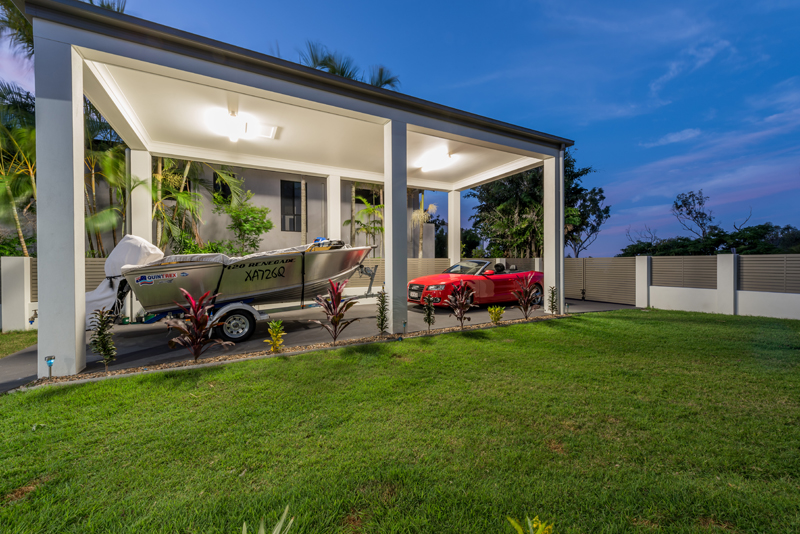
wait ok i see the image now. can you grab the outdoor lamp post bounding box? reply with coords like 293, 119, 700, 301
44, 356, 55, 378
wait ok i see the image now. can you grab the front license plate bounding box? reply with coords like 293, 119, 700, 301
409, 291, 420, 299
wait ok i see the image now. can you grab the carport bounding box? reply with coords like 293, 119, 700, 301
25, 0, 573, 377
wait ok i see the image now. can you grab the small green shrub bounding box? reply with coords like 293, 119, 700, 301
548, 286, 558, 314
266, 320, 285, 353
89, 307, 117, 373
242, 505, 293, 533
423, 295, 436, 332
488, 305, 505, 324
376, 288, 389, 335
508, 515, 554, 534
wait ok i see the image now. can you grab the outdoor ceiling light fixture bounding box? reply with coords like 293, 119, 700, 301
205, 108, 278, 142
417, 147, 458, 172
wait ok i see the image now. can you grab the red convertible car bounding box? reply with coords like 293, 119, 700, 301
407, 260, 543, 307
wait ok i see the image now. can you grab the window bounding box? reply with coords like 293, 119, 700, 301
213, 172, 232, 200
281, 180, 302, 232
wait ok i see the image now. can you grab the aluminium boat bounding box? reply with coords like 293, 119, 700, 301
121, 240, 373, 314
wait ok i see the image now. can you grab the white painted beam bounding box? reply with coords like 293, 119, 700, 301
34, 32, 86, 377
448, 191, 461, 266
384, 120, 408, 334
543, 150, 565, 313
452, 158, 542, 192
326, 175, 342, 240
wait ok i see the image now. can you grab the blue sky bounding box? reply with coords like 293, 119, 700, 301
2, 0, 799, 256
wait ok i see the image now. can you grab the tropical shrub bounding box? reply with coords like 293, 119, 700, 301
376, 288, 389, 335
242, 505, 294, 533
548, 286, 558, 314
266, 320, 285, 353
511, 272, 541, 320
89, 307, 117, 373
447, 280, 476, 330
165, 289, 233, 361
212, 190, 273, 255
488, 305, 505, 324
309, 279, 359, 345
508, 515, 554, 534
423, 295, 436, 332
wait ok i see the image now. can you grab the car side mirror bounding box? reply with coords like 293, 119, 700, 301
484, 270, 495, 275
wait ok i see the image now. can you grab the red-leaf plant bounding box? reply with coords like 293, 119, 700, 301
447, 280, 477, 330
512, 272, 542, 320
164, 288, 233, 361
309, 279, 360, 345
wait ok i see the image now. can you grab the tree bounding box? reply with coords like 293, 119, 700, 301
212, 191, 273, 256
299, 41, 401, 89
671, 190, 719, 239
466, 148, 606, 258
431, 214, 448, 258
460, 228, 482, 258
411, 190, 436, 258
343, 194, 384, 255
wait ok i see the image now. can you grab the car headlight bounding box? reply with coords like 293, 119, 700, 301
427, 284, 446, 291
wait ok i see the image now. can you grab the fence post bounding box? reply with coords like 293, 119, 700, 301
717, 254, 736, 315
1, 256, 34, 332
635, 256, 651, 308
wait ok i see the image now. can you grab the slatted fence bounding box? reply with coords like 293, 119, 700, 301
564, 257, 636, 305
30, 258, 109, 302
738, 255, 800, 294
651, 256, 717, 289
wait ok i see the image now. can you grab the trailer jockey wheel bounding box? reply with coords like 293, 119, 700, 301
216, 311, 256, 342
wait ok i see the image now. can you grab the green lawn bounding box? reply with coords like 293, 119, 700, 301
1, 310, 799, 533
0, 330, 36, 359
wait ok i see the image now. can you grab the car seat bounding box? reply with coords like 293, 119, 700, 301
494, 263, 506, 274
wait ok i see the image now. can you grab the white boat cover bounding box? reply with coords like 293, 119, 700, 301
85, 235, 164, 330
120, 240, 344, 273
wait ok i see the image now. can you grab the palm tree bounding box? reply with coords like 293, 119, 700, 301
298, 41, 400, 89
0, 124, 34, 256
368, 66, 400, 90
0, 81, 35, 128
411, 190, 437, 258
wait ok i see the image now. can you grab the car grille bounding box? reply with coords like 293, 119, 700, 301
408, 284, 424, 300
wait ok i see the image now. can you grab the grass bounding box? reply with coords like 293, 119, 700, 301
1, 309, 799, 533
0, 330, 36, 359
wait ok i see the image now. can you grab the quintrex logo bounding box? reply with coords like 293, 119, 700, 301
135, 272, 189, 285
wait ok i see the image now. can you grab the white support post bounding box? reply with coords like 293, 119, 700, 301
543, 150, 565, 313
448, 190, 461, 266
635, 256, 651, 308
717, 254, 737, 315
326, 175, 342, 240
1, 257, 33, 332
126, 149, 152, 241
384, 120, 408, 334
34, 32, 86, 377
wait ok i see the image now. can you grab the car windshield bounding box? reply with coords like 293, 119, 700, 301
443, 261, 489, 275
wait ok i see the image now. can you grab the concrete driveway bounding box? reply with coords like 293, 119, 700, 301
0, 299, 633, 393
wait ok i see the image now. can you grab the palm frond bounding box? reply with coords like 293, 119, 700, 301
0, 0, 34, 59
368, 66, 400, 90
323, 52, 361, 80
299, 40, 330, 70
87, 0, 127, 12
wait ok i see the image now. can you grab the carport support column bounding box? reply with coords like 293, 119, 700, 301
326, 175, 342, 240
34, 35, 85, 377
384, 120, 408, 334
543, 149, 565, 314
126, 149, 152, 242
448, 190, 461, 265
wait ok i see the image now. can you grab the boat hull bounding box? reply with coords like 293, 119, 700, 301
124, 246, 372, 313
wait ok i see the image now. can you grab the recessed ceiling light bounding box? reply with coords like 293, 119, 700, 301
417, 147, 457, 172
205, 108, 278, 142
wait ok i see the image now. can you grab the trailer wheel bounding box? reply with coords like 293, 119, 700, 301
216, 311, 256, 342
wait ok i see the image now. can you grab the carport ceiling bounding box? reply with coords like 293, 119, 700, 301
83, 53, 540, 189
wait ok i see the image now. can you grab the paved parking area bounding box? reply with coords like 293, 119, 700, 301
0, 299, 633, 393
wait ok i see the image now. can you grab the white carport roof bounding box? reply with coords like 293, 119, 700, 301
24, 0, 572, 192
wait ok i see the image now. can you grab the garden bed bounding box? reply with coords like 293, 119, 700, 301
21, 313, 569, 390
